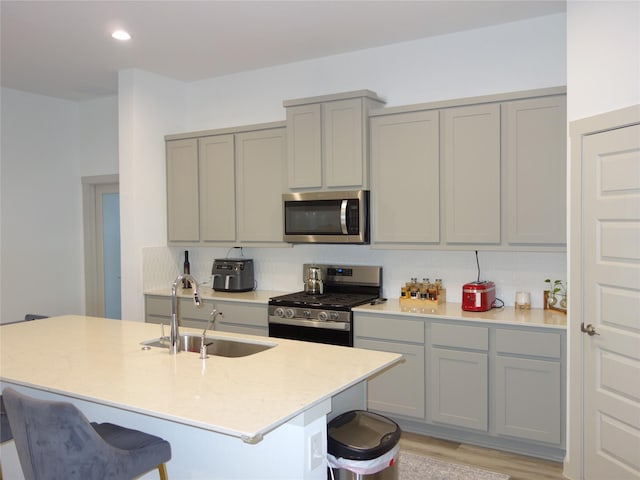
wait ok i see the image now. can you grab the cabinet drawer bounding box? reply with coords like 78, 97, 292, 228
179, 297, 212, 321
354, 314, 424, 344
496, 329, 561, 359
216, 302, 267, 328
431, 323, 488, 350
146, 296, 171, 317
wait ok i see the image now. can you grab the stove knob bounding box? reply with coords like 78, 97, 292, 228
317, 311, 328, 322
273, 307, 285, 318
284, 308, 295, 319
329, 312, 340, 321
303, 310, 311, 318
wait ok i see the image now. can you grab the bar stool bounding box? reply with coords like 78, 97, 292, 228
1, 395, 14, 480
2, 387, 171, 480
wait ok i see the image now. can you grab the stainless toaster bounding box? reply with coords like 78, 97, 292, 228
211, 258, 255, 292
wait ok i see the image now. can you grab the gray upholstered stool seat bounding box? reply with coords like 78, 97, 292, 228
0, 395, 12, 443
2, 387, 171, 480
1, 395, 14, 480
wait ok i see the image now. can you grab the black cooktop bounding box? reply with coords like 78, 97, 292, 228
269, 291, 378, 310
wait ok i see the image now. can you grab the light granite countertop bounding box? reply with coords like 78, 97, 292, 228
0, 315, 401, 442
354, 300, 567, 329
144, 287, 287, 304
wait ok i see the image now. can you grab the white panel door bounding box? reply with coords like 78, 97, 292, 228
583, 123, 640, 479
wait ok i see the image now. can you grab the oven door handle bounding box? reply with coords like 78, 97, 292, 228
268, 317, 351, 331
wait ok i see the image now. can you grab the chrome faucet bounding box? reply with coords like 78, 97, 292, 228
170, 274, 201, 354
200, 308, 223, 359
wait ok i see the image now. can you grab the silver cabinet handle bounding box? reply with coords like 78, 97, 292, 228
581, 323, 600, 336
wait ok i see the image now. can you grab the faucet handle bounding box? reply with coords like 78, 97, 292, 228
160, 323, 167, 341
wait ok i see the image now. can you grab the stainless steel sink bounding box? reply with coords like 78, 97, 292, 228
141, 334, 275, 358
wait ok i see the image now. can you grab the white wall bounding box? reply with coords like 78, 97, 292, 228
0, 89, 119, 323
118, 69, 188, 321
185, 13, 566, 129
567, 1, 640, 122
121, 13, 568, 318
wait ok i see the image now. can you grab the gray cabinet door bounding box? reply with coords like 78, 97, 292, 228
199, 134, 236, 242
286, 103, 322, 189
429, 348, 488, 431
236, 128, 286, 243
442, 104, 501, 244
370, 110, 440, 244
324, 98, 365, 188
166, 139, 199, 242
503, 96, 567, 245
494, 356, 561, 444
356, 338, 425, 419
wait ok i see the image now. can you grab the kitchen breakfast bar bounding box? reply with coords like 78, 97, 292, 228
0, 316, 402, 479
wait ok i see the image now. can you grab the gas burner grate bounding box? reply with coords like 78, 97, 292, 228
269, 292, 378, 309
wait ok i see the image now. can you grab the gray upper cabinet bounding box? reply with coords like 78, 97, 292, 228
285, 103, 322, 188
503, 96, 567, 245
369, 87, 566, 251
442, 103, 501, 245
370, 110, 440, 244
166, 139, 200, 242
284, 90, 385, 190
167, 134, 235, 244
235, 128, 287, 243
199, 134, 236, 242
165, 122, 287, 246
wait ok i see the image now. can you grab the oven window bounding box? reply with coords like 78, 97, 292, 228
285, 201, 343, 234
269, 323, 352, 347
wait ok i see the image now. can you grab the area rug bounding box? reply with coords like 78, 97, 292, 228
398, 451, 510, 480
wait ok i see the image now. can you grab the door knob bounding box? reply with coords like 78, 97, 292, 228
581, 323, 600, 336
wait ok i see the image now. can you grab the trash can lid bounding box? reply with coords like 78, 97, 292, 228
327, 410, 401, 461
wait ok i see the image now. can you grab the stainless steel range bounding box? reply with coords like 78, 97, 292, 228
268, 264, 382, 346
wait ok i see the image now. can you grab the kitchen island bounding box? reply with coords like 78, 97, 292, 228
0, 315, 402, 479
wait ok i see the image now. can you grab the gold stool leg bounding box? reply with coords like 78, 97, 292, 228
157, 463, 168, 480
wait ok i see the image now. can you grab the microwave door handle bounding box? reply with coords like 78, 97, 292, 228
340, 200, 349, 234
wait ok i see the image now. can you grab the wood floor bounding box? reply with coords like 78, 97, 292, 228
400, 431, 566, 480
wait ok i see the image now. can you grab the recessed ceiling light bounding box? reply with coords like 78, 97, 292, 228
111, 30, 131, 41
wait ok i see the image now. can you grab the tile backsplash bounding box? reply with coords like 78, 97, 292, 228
142, 245, 567, 309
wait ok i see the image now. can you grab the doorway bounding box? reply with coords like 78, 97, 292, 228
569, 106, 640, 479
82, 175, 121, 318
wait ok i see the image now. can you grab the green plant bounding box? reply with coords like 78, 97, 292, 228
544, 279, 567, 308
544, 278, 566, 296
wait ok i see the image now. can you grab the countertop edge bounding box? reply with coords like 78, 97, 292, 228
144, 288, 288, 304
353, 300, 567, 329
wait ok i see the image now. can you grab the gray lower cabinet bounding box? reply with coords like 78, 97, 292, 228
429, 323, 489, 431
144, 295, 268, 336
145, 294, 212, 329
353, 311, 566, 460
494, 328, 563, 445
213, 301, 268, 337
354, 314, 425, 419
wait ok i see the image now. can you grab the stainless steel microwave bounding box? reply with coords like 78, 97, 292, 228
283, 190, 369, 244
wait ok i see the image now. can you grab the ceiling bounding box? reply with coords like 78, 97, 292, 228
1, 1, 566, 102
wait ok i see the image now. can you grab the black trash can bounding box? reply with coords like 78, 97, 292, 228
327, 410, 401, 480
